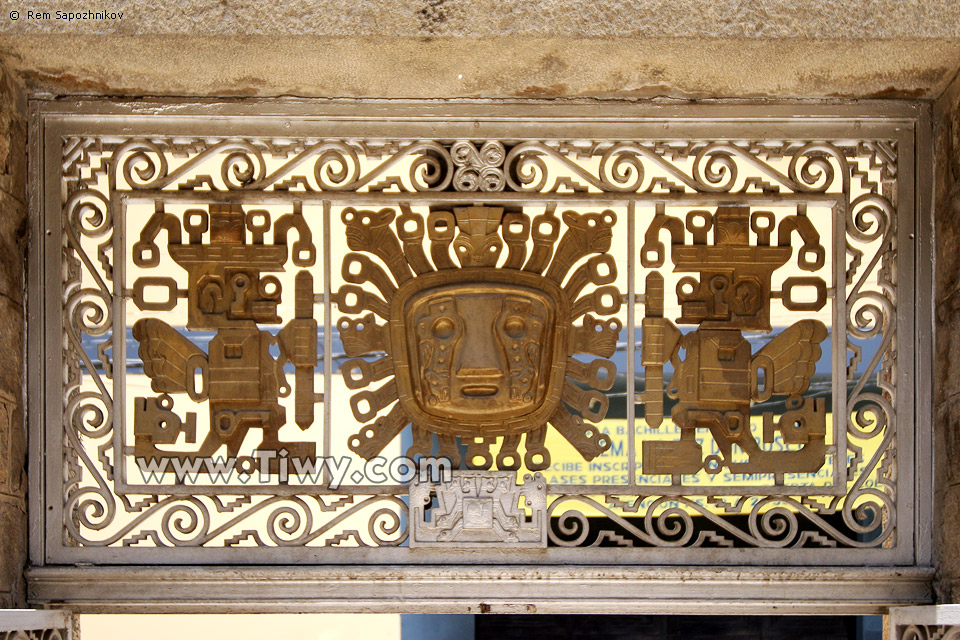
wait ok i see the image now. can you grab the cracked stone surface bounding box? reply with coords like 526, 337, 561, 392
0, 0, 956, 98
935, 71, 960, 604
0, 0, 957, 38
0, 61, 25, 608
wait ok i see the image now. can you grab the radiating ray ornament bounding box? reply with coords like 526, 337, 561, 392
336, 205, 621, 470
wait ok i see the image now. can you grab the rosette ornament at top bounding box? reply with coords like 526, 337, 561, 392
451, 140, 506, 192
334, 204, 622, 471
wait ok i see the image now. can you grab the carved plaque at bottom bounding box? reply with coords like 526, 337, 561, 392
409, 471, 547, 548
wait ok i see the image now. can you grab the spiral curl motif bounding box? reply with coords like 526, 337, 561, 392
479, 141, 506, 166
266, 497, 315, 546
598, 143, 646, 192
409, 146, 454, 191
848, 193, 893, 243
65, 287, 112, 336
450, 140, 479, 166
66, 391, 112, 439
548, 505, 591, 547
368, 506, 407, 546
643, 497, 695, 546
848, 395, 892, 439
841, 489, 893, 543
747, 499, 799, 547
64, 487, 116, 537
478, 166, 505, 191
116, 139, 169, 188
691, 143, 739, 192
847, 292, 893, 341
311, 144, 361, 190
787, 142, 847, 193
220, 148, 266, 189
452, 168, 480, 192
66, 191, 112, 238
506, 146, 550, 192
160, 497, 210, 546
901, 626, 929, 640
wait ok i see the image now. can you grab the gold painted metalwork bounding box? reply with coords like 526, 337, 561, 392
640, 205, 828, 477
338, 205, 620, 470
131, 204, 320, 467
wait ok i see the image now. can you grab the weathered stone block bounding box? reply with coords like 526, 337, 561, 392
935, 77, 960, 211
0, 294, 23, 401
935, 393, 960, 487
0, 65, 26, 201
0, 501, 26, 608
0, 192, 26, 305
936, 481, 960, 602
936, 287, 960, 404
0, 35, 957, 100
934, 67, 960, 606
935, 195, 960, 304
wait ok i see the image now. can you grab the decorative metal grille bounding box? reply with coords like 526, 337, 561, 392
30, 101, 928, 566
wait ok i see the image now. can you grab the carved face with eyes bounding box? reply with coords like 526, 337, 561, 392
342, 205, 618, 466
406, 283, 555, 421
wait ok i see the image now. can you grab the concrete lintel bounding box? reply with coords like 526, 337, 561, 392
0, 35, 958, 100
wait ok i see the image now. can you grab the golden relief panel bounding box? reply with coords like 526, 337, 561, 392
131, 204, 320, 468
338, 205, 620, 471
639, 205, 829, 478
125, 198, 832, 483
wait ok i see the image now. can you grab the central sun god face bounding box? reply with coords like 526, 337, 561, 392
338, 205, 619, 470
390, 268, 569, 436
410, 284, 552, 416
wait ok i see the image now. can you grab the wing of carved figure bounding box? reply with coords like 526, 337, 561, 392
752, 319, 828, 398
131, 318, 207, 395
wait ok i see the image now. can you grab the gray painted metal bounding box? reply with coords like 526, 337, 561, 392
27, 565, 934, 615
0, 610, 70, 634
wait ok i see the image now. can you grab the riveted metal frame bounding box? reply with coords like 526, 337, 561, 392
26, 99, 935, 611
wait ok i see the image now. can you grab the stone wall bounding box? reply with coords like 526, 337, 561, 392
1, 36, 958, 99
0, 60, 28, 608
0, 0, 957, 98
934, 69, 960, 604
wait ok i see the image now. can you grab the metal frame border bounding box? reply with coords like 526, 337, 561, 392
26, 98, 935, 612
26, 565, 934, 615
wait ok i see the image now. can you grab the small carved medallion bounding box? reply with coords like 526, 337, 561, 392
409, 471, 547, 547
